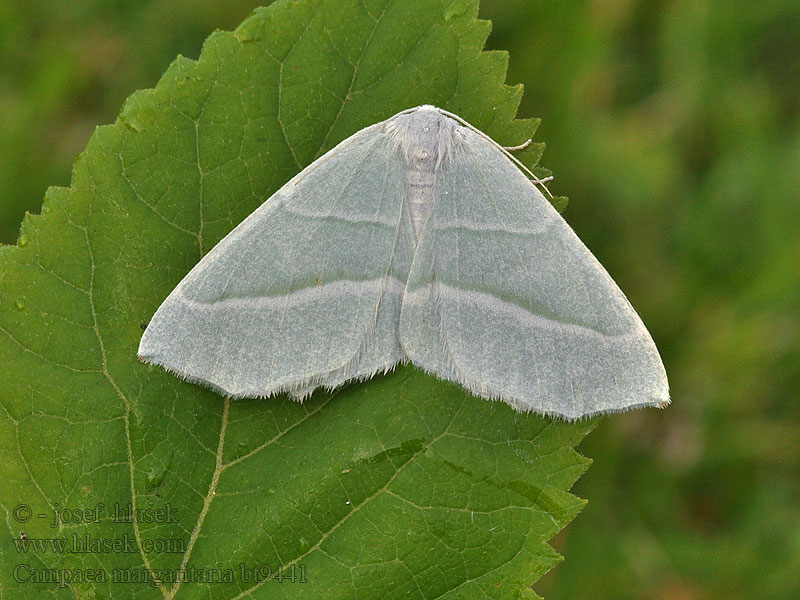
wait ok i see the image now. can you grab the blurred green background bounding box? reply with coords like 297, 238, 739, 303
1, 1, 798, 598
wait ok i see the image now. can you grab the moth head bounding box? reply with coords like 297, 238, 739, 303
384, 106, 458, 169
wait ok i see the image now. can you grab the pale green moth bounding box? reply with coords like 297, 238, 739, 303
138, 105, 669, 420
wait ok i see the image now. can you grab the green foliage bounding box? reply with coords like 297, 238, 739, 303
0, 0, 259, 244
0, 1, 592, 598
5, 0, 799, 598
482, 1, 800, 598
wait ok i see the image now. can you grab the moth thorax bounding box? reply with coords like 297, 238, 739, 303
403, 117, 448, 243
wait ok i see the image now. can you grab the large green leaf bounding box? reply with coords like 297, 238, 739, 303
0, 1, 592, 598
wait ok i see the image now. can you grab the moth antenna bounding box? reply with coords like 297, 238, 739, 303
434, 107, 556, 199
503, 139, 532, 152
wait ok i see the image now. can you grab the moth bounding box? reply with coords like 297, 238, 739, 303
139, 106, 668, 419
